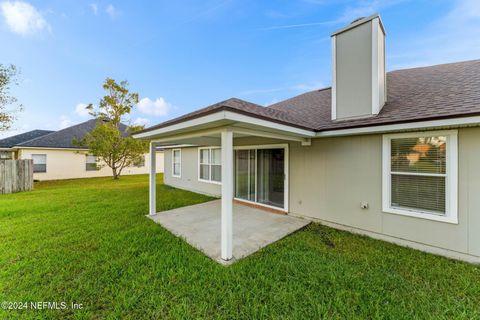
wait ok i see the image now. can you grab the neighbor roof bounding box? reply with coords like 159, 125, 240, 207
16, 119, 129, 149
0, 130, 54, 148
138, 59, 480, 135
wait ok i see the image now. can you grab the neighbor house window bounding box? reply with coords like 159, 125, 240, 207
172, 149, 181, 177
133, 155, 145, 167
32, 154, 47, 173
382, 130, 458, 224
0, 151, 12, 160
86, 155, 97, 171
198, 147, 221, 183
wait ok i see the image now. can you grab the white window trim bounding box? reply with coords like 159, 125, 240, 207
85, 154, 97, 171
32, 154, 47, 173
172, 148, 181, 178
382, 130, 458, 224
198, 147, 222, 185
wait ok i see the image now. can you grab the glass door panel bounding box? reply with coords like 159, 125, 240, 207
235, 150, 255, 201
257, 149, 284, 208
235, 148, 285, 209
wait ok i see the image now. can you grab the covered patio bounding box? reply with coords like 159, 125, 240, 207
148, 200, 309, 264
134, 98, 316, 263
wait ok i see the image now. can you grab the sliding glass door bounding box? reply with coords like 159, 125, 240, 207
234, 150, 256, 202
257, 149, 285, 208
234, 146, 286, 209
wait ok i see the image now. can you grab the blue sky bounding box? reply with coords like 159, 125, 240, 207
1, 0, 479, 138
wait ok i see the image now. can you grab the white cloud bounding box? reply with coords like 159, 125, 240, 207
59, 115, 73, 129
241, 81, 324, 96
0, 1, 50, 36
389, 0, 480, 69
241, 87, 285, 95
133, 117, 150, 126
262, 0, 405, 31
89, 3, 98, 15
291, 81, 324, 91
138, 97, 171, 117
338, 0, 406, 24
75, 103, 90, 117
105, 4, 118, 18
262, 20, 335, 31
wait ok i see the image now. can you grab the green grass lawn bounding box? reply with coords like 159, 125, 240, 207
0, 174, 479, 319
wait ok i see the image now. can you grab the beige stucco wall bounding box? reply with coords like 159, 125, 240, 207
18, 148, 164, 181
163, 128, 480, 260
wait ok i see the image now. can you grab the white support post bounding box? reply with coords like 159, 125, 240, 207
221, 129, 233, 261
149, 142, 157, 216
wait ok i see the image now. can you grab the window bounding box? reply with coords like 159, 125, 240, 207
32, 154, 47, 173
86, 155, 97, 171
198, 147, 221, 183
382, 130, 458, 224
172, 149, 181, 177
0, 151, 12, 160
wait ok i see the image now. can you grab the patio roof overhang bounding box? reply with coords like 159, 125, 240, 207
139, 109, 316, 263
132, 109, 315, 145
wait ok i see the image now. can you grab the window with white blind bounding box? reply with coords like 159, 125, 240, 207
86, 155, 98, 171
32, 154, 47, 173
382, 130, 458, 224
172, 149, 181, 178
198, 147, 221, 184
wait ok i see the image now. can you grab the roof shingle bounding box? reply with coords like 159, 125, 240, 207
16, 119, 129, 149
139, 59, 480, 135
0, 130, 54, 148
269, 59, 480, 131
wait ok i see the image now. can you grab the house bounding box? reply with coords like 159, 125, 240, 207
0, 130, 54, 160
134, 14, 480, 264
0, 119, 164, 180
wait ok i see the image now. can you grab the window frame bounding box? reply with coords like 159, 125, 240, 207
85, 154, 98, 171
198, 146, 222, 185
0, 151, 13, 160
172, 149, 182, 178
133, 155, 145, 168
32, 154, 47, 173
382, 130, 458, 224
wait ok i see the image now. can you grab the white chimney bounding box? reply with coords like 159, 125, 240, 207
331, 14, 386, 120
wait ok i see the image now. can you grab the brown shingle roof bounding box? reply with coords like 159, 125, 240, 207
137, 97, 314, 133
139, 59, 480, 135
269, 59, 480, 131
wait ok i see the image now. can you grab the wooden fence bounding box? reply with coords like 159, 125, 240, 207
0, 160, 34, 194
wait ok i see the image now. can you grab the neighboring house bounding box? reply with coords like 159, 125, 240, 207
0, 119, 164, 180
0, 130, 54, 160
134, 14, 480, 263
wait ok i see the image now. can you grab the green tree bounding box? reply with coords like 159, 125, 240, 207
0, 64, 22, 132
75, 78, 148, 179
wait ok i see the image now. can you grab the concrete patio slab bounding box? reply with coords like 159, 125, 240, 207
148, 200, 310, 265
